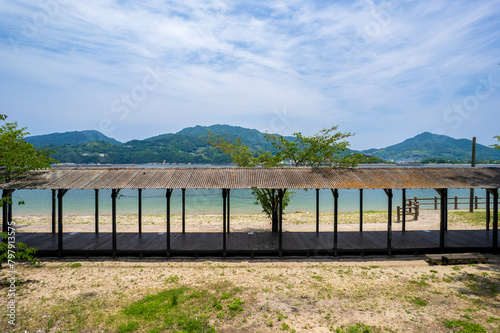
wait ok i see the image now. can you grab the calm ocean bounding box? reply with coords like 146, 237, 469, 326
10, 164, 496, 216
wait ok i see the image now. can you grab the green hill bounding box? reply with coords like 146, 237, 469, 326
25, 130, 121, 146
28, 127, 499, 165
362, 132, 500, 163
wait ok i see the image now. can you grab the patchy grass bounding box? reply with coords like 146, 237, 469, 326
5, 258, 500, 332
443, 319, 486, 332
448, 211, 489, 228
115, 287, 217, 332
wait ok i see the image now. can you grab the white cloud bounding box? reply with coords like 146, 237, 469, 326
1, 0, 499, 148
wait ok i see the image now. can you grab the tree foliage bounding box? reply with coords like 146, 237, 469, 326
206, 126, 362, 231
493, 136, 500, 151
0, 114, 55, 182
0, 232, 39, 268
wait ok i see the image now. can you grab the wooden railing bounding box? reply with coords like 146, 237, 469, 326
397, 199, 419, 222
409, 196, 497, 210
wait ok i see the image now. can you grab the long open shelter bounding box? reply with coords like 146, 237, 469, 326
2, 166, 499, 257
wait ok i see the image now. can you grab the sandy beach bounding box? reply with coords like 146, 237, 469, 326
12, 209, 484, 234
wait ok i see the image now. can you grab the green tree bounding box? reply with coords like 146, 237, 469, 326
206, 126, 362, 231
0, 114, 55, 183
0, 114, 52, 268
492, 136, 500, 150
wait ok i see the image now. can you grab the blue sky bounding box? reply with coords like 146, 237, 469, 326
1, 0, 499, 150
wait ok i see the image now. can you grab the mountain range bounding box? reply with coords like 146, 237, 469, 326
25, 125, 500, 164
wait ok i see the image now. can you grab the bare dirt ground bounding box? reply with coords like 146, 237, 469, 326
1, 210, 499, 332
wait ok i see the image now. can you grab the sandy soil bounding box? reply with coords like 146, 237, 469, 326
2, 255, 500, 332
2, 210, 498, 332
11, 209, 479, 234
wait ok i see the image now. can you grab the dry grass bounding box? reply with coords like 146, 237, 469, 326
1, 257, 500, 332
3, 210, 498, 331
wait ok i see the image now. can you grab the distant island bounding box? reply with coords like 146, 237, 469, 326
25, 125, 500, 165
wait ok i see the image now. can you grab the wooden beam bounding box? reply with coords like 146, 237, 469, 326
2, 191, 7, 233
384, 189, 392, 254
470, 137, 476, 212
138, 189, 142, 234
487, 189, 498, 249
166, 189, 172, 253
316, 189, 320, 235
57, 189, 68, 256
402, 189, 406, 232
359, 189, 363, 232
486, 190, 490, 231
111, 189, 120, 256
2, 190, 14, 233
182, 188, 186, 234
94, 189, 99, 234
494, 189, 498, 251
331, 189, 338, 253
279, 189, 283, 253
435, 188, 447, 251
227, 189, 231, 234
222, 189, 227, 254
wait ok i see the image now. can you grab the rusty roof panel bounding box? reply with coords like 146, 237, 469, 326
0, 169, 51, 189
104, 169, 141, 189
187, 168, 227, 188
68, 169, 107, 189
85, 169, 124, 189
123, 169, 159, 189
46, 169, 90, 189
144, 168, 176, 188
165, 168, 193, 188
357, 168, 402, 189
338, 169, 366, 189
2, 167, 500, 190
281, 168, 307, 188
227, 168, 243, 188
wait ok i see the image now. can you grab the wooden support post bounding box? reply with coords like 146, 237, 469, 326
279, 189, 284, 253
487, 189, 498, 250
402, 189, 406, 231
384, 189, 393, 254
486, 190, 490, 230
94, 189, 99, 234
111, 189, 120, 256
316, 189, 320, 235
138, 189, 142, 234
332, 189, 338, 253
57, 189, 68, 256
434, 196, 438, 210
222, 189, 227, 254
454, 196, 458, 210
2, 191, 8, 233
271, 189, 277, 233
359, 189, 363, 232
182, 188, 186, 234
166, 189, 172, 253
397, 206, 401, 223
8, 199, 12, 226
227, 189, 231, 234
469, 189, 474, 212
475, 196, 479, 210
470, 137, 476, 213
2, 190, 14, 233
494, 190, 498, 251
436, 189, 447, 251
52, 189, 57, 234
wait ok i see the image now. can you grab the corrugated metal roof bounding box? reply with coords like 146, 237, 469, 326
1, 167, 499, 190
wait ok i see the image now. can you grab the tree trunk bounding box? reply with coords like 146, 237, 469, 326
272, 209, 278, 233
